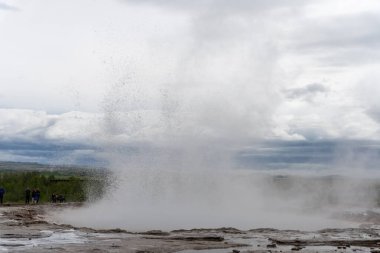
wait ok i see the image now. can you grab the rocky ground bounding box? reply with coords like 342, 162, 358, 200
2, 204, 380, 252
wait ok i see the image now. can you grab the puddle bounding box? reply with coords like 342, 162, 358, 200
178, 249, 241, 253
176, 236, 269, 253
177, 245, 374, 253
0, 229, 86, 251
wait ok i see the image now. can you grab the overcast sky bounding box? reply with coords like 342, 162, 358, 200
1, 0, 380, 166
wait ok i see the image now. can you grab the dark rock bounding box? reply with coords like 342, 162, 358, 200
96, 228, 127, 233
170, 236, 224, 242
141, 230, 170, 236
0, 243, 25, 247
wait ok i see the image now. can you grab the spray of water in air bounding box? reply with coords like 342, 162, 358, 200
53, 1, 380, 231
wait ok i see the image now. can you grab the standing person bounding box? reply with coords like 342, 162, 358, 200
51, 193, 57, 203
35, 189, 41, 204
31, 189, 36, 204
0, 187, 4, 205
25, 188, 31, 204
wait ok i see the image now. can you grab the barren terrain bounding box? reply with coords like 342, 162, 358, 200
2, 204, 380, 252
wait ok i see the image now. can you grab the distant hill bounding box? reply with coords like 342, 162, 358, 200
0, 161, 107, 174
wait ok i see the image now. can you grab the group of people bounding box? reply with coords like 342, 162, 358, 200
51, 193, 66, 203
0, 187, 5, 204
0, 187, 66, 205
25, 188, 41, 204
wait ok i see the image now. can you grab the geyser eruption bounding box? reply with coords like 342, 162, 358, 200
54, 61, 379, 231
53, 1, 380, 231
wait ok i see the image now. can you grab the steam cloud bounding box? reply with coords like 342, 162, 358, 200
52, 1, 380, 231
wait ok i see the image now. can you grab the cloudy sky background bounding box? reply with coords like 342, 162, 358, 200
1, 0, 380, 169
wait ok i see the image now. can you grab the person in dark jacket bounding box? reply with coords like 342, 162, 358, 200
0, 187, 5, 204
51, 193, 57, 203
35, 189, 41, 204
31, 189, 36, 204
25, 188, 31, 204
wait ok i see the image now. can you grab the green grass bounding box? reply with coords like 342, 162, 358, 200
0, 169, 108, 204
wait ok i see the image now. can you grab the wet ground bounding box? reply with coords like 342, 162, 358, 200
2, 204, 380, 252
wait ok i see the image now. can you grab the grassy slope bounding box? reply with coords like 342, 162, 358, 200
0, 161, 109, 203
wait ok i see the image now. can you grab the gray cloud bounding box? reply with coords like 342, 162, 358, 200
238, 140, 380, 170
0, 2, 18, 11
354, 76, 380, 126
296, 13, 380, 49
367, 107, 380, 123
0, 140, 104, 166
291, 12, 380, 66
123, 0, 305, 14
285, 83, 329, 100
